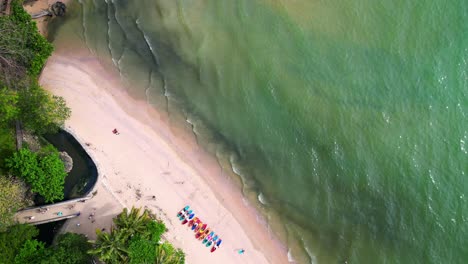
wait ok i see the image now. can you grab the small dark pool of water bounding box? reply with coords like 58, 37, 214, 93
44, 130, 98, 200
36, 130, 97, 244
37, 220, 66, 245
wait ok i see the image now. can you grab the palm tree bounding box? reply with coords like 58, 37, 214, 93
154, 242, 185, 264
113, 207, 152, 239
88, 228, 129, 264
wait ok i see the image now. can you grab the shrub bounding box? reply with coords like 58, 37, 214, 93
0, 224, 39, 263
9, 0, 53, 76
0, 176, 29, 232
5, 147, 67, 203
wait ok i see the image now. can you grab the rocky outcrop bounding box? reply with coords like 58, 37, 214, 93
59, 151, 73, 173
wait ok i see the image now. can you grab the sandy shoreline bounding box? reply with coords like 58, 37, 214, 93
31, 2, 290, 263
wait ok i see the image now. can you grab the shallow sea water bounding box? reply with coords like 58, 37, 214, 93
49, 0, 468, 263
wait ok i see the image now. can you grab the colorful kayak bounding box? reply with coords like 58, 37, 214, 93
202, 232, 214, 244
188, 217, 199, 227
197, 229, 210, 240
181, 213, 195, 225
179, 209, 193, 221
191, 220, 201, 231
195, 223, 206, 233
211, 239, 222, 253
206, 235, 218, 247
176, 206, 189, 217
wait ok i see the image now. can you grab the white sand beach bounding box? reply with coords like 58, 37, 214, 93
39, 42, 289, 263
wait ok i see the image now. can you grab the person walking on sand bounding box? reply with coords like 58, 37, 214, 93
238, 249, 245, 255
112, 128, 120, 135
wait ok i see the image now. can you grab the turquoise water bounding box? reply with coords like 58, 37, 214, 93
50, 0, 467, 263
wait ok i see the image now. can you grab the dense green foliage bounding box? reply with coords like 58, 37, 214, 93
89, 228, 130, 264
9, 0, 53, 76
1, 1, 70, 134
0, 126, 15, 172
17, 82, 71, 134
89, 207, 184, 264
154, 242, 186, 264
14, 239, 47, 264
0, 0, 52, 84
5, 147, 67, 203
0, 87, 19, 125
0, 225, 92, 264
0, 4, 90, 263
0, 176, 29, 232
46, 233, 93, 264
0, 224, 38, 263
128, 238, 156, 264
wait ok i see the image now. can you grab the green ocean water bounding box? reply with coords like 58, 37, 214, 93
49, 0, 467, 263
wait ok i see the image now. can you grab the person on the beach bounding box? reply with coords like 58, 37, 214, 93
238, 249, 245, 254
112, 128, 120, 135
57, 211, 63, 216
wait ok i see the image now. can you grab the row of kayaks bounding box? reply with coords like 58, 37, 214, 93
177, 205, 222, 253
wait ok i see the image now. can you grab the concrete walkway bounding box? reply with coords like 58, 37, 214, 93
15, 195, 93, 225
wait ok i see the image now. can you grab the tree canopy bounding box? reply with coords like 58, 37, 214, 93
0, 0, 53, 85
0, 224, 38, 263
0, 87, 19, 125
17, 82, 71, 135
89, 207, 184, 264
0, 225, 92, 264
14, 239, 47, 264
5, 147, 67, 203
46, 233, 93, 264
0, 176, 29, 232
9, 0, 53, 77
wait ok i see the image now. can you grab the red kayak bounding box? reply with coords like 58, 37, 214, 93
197, 228, 210, 240
211, 239, 222, 253
188, 217, 199, 227
181, 213, 195, 225
195, 223, 206, 233
191, 220, 201, 231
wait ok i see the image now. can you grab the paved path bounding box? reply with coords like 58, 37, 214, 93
15, 195, 93, 225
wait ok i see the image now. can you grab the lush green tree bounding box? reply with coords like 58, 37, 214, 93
0, 0, 53, 83
14, 239, 47, 264
88, 228, 129, 264
5, 148, 38, 180
0, 224, 39, 263
128, 237, 157, 264
0, 176, 29, 232
5, 147, 67, 202
91, 207, 184, 264
46, 233, 92, 264
0, 17, 32, 85
0, 87, 19, 126
0, 126, 16, 172
113, 207, 153, 240
146, 219, 166, 243
154, 242, 185, 264
17, 83, 70, 135
9, 0, 53, 76
36, 146, 67, 202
